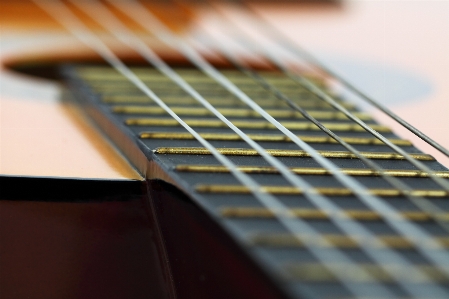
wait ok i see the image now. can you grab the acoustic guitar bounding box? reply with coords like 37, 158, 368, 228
1, 1, 448, 299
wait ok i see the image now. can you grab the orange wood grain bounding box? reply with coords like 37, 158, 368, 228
0, 0, 193, 32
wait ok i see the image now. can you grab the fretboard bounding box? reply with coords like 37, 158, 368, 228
64, 65, 449, 299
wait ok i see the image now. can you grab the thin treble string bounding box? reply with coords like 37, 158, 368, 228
190, 1, 449, 235
111, 0, 449, 291
32, 1, 390, 298
238, 0, 449, 159
201, 1, 449, 280
178, 6, 449, 297
219, 2, 449, 193
76, 0, 440, 296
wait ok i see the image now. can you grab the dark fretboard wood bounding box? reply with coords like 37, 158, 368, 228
64, 65, 449, 299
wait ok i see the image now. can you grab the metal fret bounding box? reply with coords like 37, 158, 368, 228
220, 207, 449, 222
113, 105, 372, 120
140, 132, 412, 146
92, 83, 318, 94
154, 147, 434, 160
127, 118, 391, 132
285, 263, 448, 283
103, 95, 356, 109
196, 185, 449, 197
84, 73, 321, 82
78, 67, 326, 85
249, 233, 449, 249
176, 165, 449, 178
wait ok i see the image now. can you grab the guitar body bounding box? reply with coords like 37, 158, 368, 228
1, 1, 448, 299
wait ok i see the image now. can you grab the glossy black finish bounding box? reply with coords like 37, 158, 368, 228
0, 177, 173, 299
0, 176, 144, 202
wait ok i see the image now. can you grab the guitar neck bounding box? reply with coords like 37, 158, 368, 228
62, 64, 449, 299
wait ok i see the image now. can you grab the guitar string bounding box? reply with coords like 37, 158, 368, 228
88, 2, 449, 296
238, 0, 449, 159
110, 0, 449, 284
193, 1, 449, 233
37, 1, 448, 298
214, 1, 449, 193
32, 1, 392, 298
74, 0, 446, 297
72, 0, 399, 297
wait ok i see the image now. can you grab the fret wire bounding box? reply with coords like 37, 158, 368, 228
200, 1, 449, 285
35, 1, 392, 298
175, 165, 449, 179
125, 118, 391, 132
218, 207, 449, 222
285, 263, 449, 283
188, 16, 449, 234
195, 184, 449, 198
249, 233, 449, 249
112, 105, 373, 120
237, 0, 449, 159
139, 132, 412, 146
154, 147, 432, 161
102, 96, 355, 109
109, 0, 448, 296
103, 97, 353, 108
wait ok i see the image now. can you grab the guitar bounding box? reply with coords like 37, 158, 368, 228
1, 1, 448, 299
